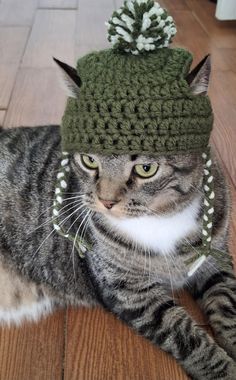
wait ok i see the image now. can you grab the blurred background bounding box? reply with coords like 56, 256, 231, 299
0, 1, 235, 379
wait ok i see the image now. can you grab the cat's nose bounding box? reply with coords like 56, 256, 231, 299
99, 198, 118, 209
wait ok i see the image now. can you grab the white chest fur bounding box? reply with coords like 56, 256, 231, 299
107, 197, 201, 255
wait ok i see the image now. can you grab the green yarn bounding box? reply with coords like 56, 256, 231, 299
106, 0, 176, 54
61, 48, 213, 155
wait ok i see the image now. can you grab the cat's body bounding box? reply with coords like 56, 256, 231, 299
0, 124, 236, 379
0, 125, 97, 314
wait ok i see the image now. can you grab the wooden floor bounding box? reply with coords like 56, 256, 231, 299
0, 0, 236, 379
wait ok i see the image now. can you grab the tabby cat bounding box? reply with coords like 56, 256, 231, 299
0, 57, 235, 380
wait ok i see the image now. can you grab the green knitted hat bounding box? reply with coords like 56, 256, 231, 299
60, 0, 213, 155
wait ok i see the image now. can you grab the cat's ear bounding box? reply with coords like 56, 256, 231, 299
53, 57, 82, 98
186, 55, 211, 95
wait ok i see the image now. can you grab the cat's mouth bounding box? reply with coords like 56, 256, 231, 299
94, 197, 125, 218
82, 195, 130, 218
84, 198, 148, 219
82, 193, 149, 218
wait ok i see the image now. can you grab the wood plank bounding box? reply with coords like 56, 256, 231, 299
114, 0, 190, 13
0, 27, 29, 64
115, 1, 189, 13
0, 0, 37, 26
75, 0, 115, 57
178, 291, 208, 326
212, 118, 236, 190
0, 64, 18, 109
186, 0, 236, 48
212, 48, 236, 73
210, 145, 236, 269
210, 70, 236, 188
4, 68, 67, 127
75, 44, 106, 58
159, 0, 190, 11
64, 307, 189, 380
0, 27, 30, 109
22, 10, 76, 68
38, 0, 77, 8
0, 311, 65, 380
172, 10, 211, 66
0, 110, 5, 126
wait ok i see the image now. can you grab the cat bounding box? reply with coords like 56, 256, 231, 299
0, 56, 236, 380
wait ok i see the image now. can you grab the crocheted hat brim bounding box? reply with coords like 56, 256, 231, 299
61, 48, 213, 155
61, 97, 213, 155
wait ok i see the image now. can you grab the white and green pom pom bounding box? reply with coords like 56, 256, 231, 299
106, 0, 177, 55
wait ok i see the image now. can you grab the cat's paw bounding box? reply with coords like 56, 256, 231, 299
209, 305, 236, 361
190, 358, 236, 380
214, 333, 236, 362
227, 360, 236, 379
204, 282, 236, 362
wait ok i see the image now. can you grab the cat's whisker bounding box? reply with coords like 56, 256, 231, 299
163, 254, 175, 301
33, 202, 86, 258
58, 203, 87, 230
33, 200, 83, 232
189, 184, 205, 197
61, 195, 85, 202
41, 198, 83, 220
33, 205, 77, 233
68, 191, 87, 195
33, 192, 85, 203
32, 228, 56, 259
70, 209, 91, 280
142, 244, 147, 278
66, 205, 88, 234
71, 226, 81, 280
137, 203, 166, 218
143, 246, 147, 278
80, 211, 93, 244
148, 247, 152, 284
182, 237, 221, 284
130, 238, 140, 280
202, 257, 221, 276
33, 194, 84, 220
168, 251, 187, 290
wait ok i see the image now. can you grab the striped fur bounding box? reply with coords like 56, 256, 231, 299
0, 125, 235, 379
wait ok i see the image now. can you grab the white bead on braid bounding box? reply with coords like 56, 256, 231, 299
106, 0, 176, 55
187, 149, 215, 277
52, 152, 89, 257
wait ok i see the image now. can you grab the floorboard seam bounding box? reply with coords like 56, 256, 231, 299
2, 17, 33, 121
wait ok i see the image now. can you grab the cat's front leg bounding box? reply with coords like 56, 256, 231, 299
189, 263, 236, 362
102, 283, 236, 380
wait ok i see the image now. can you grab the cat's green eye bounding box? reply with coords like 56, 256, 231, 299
81, 155, 98, 170
134, 163, 159, 178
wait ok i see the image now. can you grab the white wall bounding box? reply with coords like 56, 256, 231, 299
216, 0, 236, 20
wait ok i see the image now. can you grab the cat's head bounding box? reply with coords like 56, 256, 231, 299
54, 56, 211, 218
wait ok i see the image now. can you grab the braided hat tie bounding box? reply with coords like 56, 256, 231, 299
52, 149, 231, 275
52, 152, 90, 257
